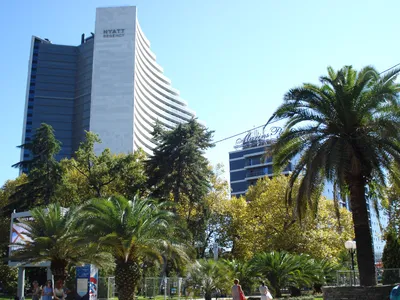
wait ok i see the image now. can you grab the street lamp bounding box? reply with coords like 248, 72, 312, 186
345, 240, 357, 285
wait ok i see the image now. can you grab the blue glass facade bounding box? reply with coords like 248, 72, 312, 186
21, 36, 94, 168
229, 143, 293, 197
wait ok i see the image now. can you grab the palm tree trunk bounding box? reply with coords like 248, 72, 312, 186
348, 176, 376, 286
51, 259, 68, 282
115, 261, 141, 300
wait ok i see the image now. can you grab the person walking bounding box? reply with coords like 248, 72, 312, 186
232, 279, 245, 300
32, 281, 41, 300
53, 280, 66, 300
259, 281, 273, 300
42, 280, 53, 300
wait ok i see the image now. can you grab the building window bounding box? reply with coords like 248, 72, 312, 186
29, 98, 34, 102
26, 129, 31, 133
27, 121, 32, 125
28, 105, 33, 109
24, 154, 29, 158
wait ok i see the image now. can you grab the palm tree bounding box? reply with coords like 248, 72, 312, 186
222, 259, 255, 294
266, 65, 400, 286
250, 251, 316, 298
81, 196, 190, 300
9, 203, 111, 281
186, 259, 231, 300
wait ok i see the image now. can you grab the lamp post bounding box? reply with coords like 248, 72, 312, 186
345, 240, 357, 285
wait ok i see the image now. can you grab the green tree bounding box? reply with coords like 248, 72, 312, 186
186, 259, 231, 300
80, 196, 190, 300
382, 229, 400, 284
225, 176, 353, 260
9, 203, 112, 281
62, 131, 147, 200
266, 65, 400, 286
197, 164, 231, 258
146, 119, 214, 253
7, 124, 63, 211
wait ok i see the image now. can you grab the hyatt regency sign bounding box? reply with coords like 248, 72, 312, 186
234, 126, 282, 149
103, 29, 125, 38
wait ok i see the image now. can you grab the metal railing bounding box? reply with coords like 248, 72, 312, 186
336, 268, 400, 286
98, 277, 116, 300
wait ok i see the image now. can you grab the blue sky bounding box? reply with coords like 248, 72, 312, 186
1, 0, 400, 184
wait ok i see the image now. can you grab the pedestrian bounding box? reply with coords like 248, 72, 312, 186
231, 279, 245, 300
259, 281, 273, 300
390, 284, 400, 300
53, 280, 66, 300
32, 281, 41, 300
42, 280, 53, 300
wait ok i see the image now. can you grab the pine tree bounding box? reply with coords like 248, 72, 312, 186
146, 119, 214, 255
5, 124, 62, 212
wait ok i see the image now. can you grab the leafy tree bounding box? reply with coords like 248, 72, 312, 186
266, 65, 400, 285
61, 131, 147, 200
0, 264, 17, 294
9, 203, 112, 281
382, 229, 400, 284
6, 124, 63, 211
196, 164, 231, 258
80, 196, 191, 300
146, 119, 214, 253
186, 259, 231, 300
225, 176, 353, 260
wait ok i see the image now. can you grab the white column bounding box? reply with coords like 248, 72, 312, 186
17, 267, 25, 300
47, 267, 52, 281
213, 243, 219, 261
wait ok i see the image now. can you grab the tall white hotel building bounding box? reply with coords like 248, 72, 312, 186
21, 6, 195, 164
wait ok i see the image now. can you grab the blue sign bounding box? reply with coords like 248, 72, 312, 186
76, 265, 98, 300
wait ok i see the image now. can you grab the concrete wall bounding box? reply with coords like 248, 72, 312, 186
322, 285, 395, 300
90, 6, 137, 154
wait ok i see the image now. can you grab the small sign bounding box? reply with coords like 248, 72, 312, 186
234, 126, 282, 149
103, 29, 125, 38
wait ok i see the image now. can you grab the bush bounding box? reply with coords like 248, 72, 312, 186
0, 263, 18, 295
382, 229, 400, 284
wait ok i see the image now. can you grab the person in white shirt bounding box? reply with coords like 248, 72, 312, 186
259, 281, 272, 300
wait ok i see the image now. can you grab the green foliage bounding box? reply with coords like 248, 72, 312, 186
250, 251, 319, 298
197, 164, 231, 258
146, 119, 214, 256
0, 263, 17, 294
186, 259, 231, 300
221, 259, 255, 294
61, 132, 147, 200
7, 124, 63, 211
80, 196, 191, 300
9, 203, 113, 281
382, 229, 400, 284
225, 176, 353, 261
267, 65, 400, 286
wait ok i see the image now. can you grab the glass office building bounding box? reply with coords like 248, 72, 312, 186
229, 126, 292, 197
21, 6, 195, 168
